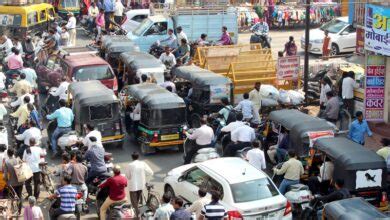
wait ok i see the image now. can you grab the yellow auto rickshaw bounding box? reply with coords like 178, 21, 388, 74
0, 3, 56, 38
56, 0, 81, 19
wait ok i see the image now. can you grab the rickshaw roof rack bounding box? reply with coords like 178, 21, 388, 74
69, 80, 117, 106
315, 137, 385, 170
173, 65, 231, 86
127, 83, 185, 109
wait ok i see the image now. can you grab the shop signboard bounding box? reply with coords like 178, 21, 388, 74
277, 56, 300, 80
364, 4, 390, 56
365, 55, 386, 121
356, 27, 365, 54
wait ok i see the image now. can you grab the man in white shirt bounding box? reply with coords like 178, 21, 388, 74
126, 152, 153, 217
50, 76, 69, 101
246, 140, 266, 170
65, 12, 77, 46
234, 93, 255, 121
154, 193, 175, 220
23, 138, 44, 198
249, 82, 262, 122
308, 157, 334, 194
159, 75, 176, 93
185, 118, 214, 164
176, 26, 188, 47
0, 35, 13, 55
342, 71, 358, 116
15, 120, 42, 146
220, 112, 245, 149
82, 124, 103, 149
87, 2, 99, 32
159, 46, 176, 68
224, 124, 255, 156
10, 90, 34, 108
114, 0, 125, 24
186, 188, 210, 219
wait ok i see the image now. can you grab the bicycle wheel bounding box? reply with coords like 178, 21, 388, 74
41, 171, 55, 195
147, 193, 160, 213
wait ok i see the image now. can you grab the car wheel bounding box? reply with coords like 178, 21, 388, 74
164, 184, 175, 198
331, 44, 339, 56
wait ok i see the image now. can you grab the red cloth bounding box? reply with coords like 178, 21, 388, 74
99, 174, 128, 201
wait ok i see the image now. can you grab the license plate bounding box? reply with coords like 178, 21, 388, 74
256, 213, 276, 220
161, 134, 179, 141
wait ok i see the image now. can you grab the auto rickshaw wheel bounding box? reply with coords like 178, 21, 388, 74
140, 143, 156, 155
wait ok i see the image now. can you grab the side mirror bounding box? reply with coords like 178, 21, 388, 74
178, 176, 184, 182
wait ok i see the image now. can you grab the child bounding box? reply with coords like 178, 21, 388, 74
24, 196, 43, 220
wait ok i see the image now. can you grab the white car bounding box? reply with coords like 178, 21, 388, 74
164, 158, 292, 219
301, 17, 356, 55
121, 9, 150, 33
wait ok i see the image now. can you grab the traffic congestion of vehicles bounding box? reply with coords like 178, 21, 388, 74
0, 0, 385, 219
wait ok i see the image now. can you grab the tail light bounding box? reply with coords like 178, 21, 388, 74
112, 78, 118, 94
76, 192, 83, 200
284, 201, 292, 216
380, 192, 388, 207
0, 91, 7, 98
227, 211, 243, 220
151, 132, 158, 142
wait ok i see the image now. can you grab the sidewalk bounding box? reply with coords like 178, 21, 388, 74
365, 122, 390, 151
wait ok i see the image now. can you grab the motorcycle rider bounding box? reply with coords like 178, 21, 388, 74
98, 165, 128, 220
196, 34, 209, 47
10, 89, 34, 108
220, 112, 245, 149
176, 26, 188, 46
50, 75, 70, 101
15, 120, 42, 147
9, 73, 32, 98
184, 118, 214, 164
82, 123, 103, 149
22, 36, 35, 66
85, 136, 107, 184
159, 46, 176, 68
0, 35, 13, 56
67, 153, 88, 208
250, 18, 270, 48
160, 29, 177, 50
49, 175, 78, 220
10, 95, 31, 133
223, 122, 255, 156
5, 48, 24, 88
20, 63, 38, 89
46, 99, 74, 158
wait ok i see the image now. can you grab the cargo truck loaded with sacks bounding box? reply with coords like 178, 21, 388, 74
126, 7, 238, 52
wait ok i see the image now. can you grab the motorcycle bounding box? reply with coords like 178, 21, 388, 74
250, 31, 271, 49
183, 131, 220, 163
49, 196, 78, 220
300, 196, 324, 220
87, 172, 112, 197
149, 41, 165, 58
95, 182, 135, 219
41, 87, 59, 117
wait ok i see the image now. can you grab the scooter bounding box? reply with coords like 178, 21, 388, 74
183, 130, 220, 163
49, 196, 78, 220
250, 31, 271, 49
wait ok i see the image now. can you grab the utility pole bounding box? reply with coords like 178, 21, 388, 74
303, 0, 310, 104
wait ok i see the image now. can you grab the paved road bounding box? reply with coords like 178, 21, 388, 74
38, 27, 315, 219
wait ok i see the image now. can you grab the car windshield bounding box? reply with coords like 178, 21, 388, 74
0, 14, 22, 26
320, 19, 347, 34
230, 178, 279, 203
133, 19, 153, 36
90, 104, 113, 120
74, 65, 113, 81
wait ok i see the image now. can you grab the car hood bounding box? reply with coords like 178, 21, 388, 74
121, 20, 140, 33
126, 31, 138, 41
167, 164, 196, 177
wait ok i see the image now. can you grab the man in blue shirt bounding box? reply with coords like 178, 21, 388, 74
85, 136, 107, 184
47, 99, 74, 157
50, 175, 77, 219
348, 111, 372, 145
170, 197, 191, 220
103, 0, 114, 30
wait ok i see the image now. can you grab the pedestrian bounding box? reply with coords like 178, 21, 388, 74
95, 9, 105, 42
246, 140, 266, 171
23, 196, 43, 220
273, 150, 304, 194
49, 175, 78, 219
170, 197, 191, 220
23, 138, 44, 199
98, 165, 128, 220
186, 188, 210, 219
249, 82, 262, 122
234, 93, 255, 122
184, 118, 214, 164
377, 138, 390, 160
283, 36, 297, 56
159, 75, 176, 93
154, 193, 175, 220
103, 0, 115, 30
65, 12, 77, 47
60, 27, 70, 47
199, 190, 227, 220
159, 46, 176, 68
15, 120, 41, 147
3, 148, 24, 213
176, 26, 188, 46
319, 76, 333, 109
342, 71, 358, 117
88, 2, 99, 33
126, 152, 154, 217
348, 111, 372, 145
322, 30, 331, 60
114, 0, 125, 24
324, 91, 339, 123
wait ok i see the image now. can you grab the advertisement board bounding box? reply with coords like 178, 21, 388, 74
277, 56, 300, 80
365, 55, 386, 121
364, 4, 390, 56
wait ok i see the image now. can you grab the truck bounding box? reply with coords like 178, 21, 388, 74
126, 7, 238, 52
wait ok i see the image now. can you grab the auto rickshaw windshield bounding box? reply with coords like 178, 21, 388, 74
141, 107, 186, 127
89, 104, 114, 121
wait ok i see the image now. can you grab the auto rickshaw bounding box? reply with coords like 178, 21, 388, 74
313, 137, 388, 211
172, 65, 233, 128
56, 0, 81, 19
103, 41, 139, 74
121, 83, 187, 154
0, 3, 56, 38
68, 80, 125, 147
322, 197, 389, 220
100, 35, 133, 58
119, 51, 165, 85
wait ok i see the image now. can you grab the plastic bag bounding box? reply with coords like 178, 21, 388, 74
288, 90, 305, 105
58, 133, 79, 148
278, 90, 291, 104
262, 98, 279, 106
260, 85, 279, 99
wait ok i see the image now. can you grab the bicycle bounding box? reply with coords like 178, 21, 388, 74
2, 185, 20, 218
39, 161, 55, 195
141, 183, 161, 213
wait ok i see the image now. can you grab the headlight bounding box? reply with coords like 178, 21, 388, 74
312, 39, 324, 44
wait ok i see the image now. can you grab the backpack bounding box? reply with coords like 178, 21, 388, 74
224, 106, 237, 124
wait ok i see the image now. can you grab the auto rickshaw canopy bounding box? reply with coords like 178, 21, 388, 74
173, 65, 232, 86
127, 83, 185, 110
119, 51, 164, 70
269, 109, 325, 130
323, 197, 389, 220
101, 35, 131, 49
69, 80, 118, 107
106, 41, 140, 54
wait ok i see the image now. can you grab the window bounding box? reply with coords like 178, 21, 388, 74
145, 22, 167, 36
40, 10, 46, 21
48, 8, 55, 19
27, 12, 38, 26
0, 14, 21, 26
230, 178, 279, 203
341, 25, 356, 35
73, 65, 114, 81
133, 19, 153, 36
62, 0, 79, 8
132, 14, 148, 23
184, 168, 209, 187
205, 178, 224, 199
142, 108, 186, 127
90, 104, 113, 120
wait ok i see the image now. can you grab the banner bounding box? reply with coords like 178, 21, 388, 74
364, 4, 390, 56
277, 56, 300, 80
307, 130, 334, 148
365, 55, 386, 121
356, 28, 365, 54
